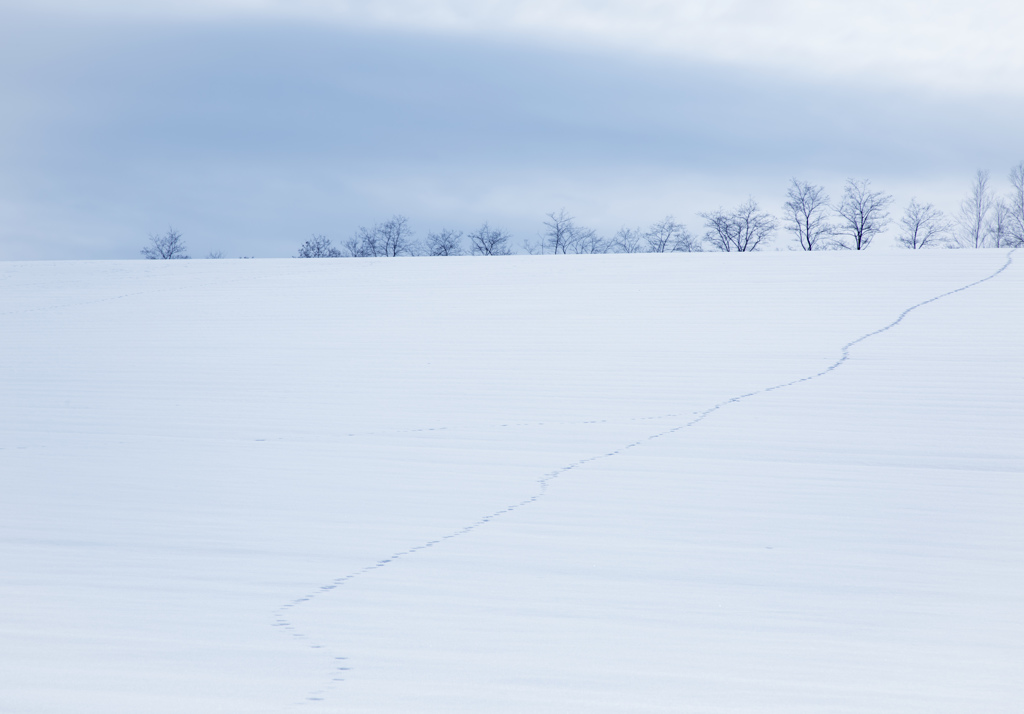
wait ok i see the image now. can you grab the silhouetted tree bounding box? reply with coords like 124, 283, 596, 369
344, 227, 378, 257
955, 171, 994, 249
541, 209, 607, 254
896, 200, 951, 249
425, 228, 464, 256
988, 199, 1013, 248
1009, 161, 1024, 247
378, 215, 417, 257
566, 226, 607, 254
701, 199, 777, 252
468, 223, 514, 255
141, 228, 189, 259
543, 209, 575, 254
346, 215, 418, 257
610, 227, 646, 253
646, 216, 698, 252
833, 179, 892, 250
783, 179, 834, 250
296, 234, 342, 258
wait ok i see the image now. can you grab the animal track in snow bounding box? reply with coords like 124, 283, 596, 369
276, 249, 1017, 707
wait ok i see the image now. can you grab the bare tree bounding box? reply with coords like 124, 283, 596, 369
955, 170, 995, 249
644, 216, 698, 253
610, 227, 646, 253
783, 179, 834, 250
346, 215, 418, 257
521, 237, 545, 255
541, 209, 607, 254
543, 209, 571, 254
643, 217, 676, 252
205, 250, 225, 259
896, 199, 951, 249
988, 199, 1012, 248
377, 215, 417, 257
296, 234, 342, 258
1009, 161, 1024, 247
344, 227, 380, 257
141, 228, 189, 259
566, 226, 608, 254
542, 209, 575, 254
834, 179, 893, 250
425, 228, 464, 256
700, 198, 777, 252
669, 227, 700, 252
468, 223, 514, 255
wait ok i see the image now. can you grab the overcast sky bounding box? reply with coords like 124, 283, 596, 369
2, 0, 1023, 259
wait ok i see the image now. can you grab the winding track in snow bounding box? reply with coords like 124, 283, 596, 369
275, 249, 1018, 706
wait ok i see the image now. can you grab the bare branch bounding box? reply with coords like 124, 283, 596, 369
566, 226, 607, 254
988, 199, 1012, 248
425, 228, 464, 256
378, 215, 418, 257
141, 228, 189, 259
295, 234, 342, 258
895, 199, 951, 249
468, 223, 514, 256
346, 215, 418, 257
955, 170, 994, 249
700, 198, 777, 252
543, 209, 575, 254
783, 179, 834, 250
610, 226, 646, 254
1006, 161, 1024, 248
542, 209, 607, 254
521, 237, 545, 255
645, 216, 697, 253
833, 179, 892, 250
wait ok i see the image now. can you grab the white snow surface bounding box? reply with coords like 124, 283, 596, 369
1, 250, 1022, 713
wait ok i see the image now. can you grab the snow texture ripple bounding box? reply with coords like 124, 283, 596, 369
274, 248, 1017, 706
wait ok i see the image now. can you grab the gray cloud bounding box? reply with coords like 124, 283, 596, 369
24, 1, 1024, 95
2, 11, 1023, 258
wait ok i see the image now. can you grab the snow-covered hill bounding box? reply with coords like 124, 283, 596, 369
1, 251, 1021, 713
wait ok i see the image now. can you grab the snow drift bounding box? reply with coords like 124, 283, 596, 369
1, 250, 1021, 713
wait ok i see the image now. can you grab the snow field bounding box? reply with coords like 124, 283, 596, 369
1, 250, 1021, 712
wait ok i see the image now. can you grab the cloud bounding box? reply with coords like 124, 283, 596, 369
1, 7, 1022, 259
23, 0, 1024, 95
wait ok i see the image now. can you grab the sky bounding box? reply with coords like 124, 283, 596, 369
1, 0, 1023, 259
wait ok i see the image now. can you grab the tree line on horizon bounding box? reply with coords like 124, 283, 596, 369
142, 164, 1024, 260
